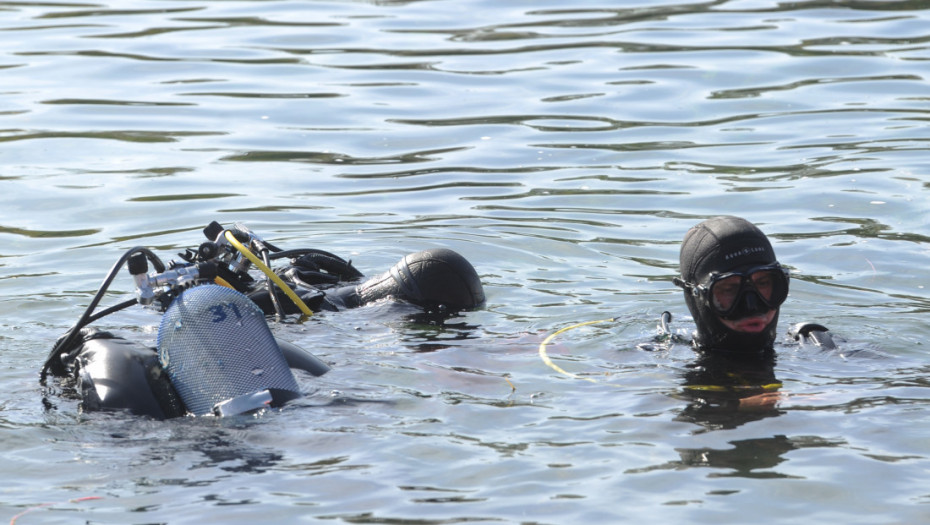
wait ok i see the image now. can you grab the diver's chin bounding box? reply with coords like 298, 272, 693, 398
720, 310, 775, 333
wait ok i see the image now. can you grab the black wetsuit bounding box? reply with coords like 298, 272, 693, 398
43, 241, 485, 419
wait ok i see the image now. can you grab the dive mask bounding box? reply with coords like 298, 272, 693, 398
674, 263, 789, 320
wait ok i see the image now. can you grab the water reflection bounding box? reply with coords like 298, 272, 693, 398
191, 433, 284, 474
397, 312, 483, 353
4, 0, 930, 521
629, 435, 844, 479
675, 351, 784, 432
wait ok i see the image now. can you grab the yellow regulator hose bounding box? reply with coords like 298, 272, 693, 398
538, 317, 618, 384
224, 230, 314, 317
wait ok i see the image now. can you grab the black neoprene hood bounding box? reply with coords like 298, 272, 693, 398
678, 216, 782, 355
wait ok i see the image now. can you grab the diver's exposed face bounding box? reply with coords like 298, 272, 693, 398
719, 309, 776, 333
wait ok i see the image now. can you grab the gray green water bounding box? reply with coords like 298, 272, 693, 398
2, 0, 930, 523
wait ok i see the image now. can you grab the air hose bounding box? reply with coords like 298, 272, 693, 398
223, 230, 313, 318
538, 317, 619, 384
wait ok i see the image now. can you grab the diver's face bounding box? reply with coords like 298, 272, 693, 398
719, 309, 776, 333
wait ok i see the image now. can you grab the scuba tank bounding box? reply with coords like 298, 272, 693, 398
156, 284, 303, 417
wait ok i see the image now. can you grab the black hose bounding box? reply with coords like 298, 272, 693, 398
261, 247, 285, 321
85, 298, 138, 325
40, 247, 165, 382
268, 248, 340, 260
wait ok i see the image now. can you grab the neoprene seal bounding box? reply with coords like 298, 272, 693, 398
674, 216, 788, 355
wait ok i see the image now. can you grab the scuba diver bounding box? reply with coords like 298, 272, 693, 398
40, 222, 485, 420
672, 215, 834, 355
669, 215, 836, 420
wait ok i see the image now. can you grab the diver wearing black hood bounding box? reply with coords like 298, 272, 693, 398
664, 216, 843, 421
41, 222, 486, 419
673, 216, 791, 356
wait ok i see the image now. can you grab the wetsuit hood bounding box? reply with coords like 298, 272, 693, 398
678, 216, 781, 355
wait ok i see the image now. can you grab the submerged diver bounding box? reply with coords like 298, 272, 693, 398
669, 215, 835, 418
41, 222, 485, 419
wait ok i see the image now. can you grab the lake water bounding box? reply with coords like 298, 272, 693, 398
3, 0, 930, 523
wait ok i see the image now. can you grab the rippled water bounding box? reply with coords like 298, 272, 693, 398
3, 0, 930, 523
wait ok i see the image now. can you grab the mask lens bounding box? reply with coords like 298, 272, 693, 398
707, 265, 788, 317
710, 274, 742, 312
749, 268, 780, 302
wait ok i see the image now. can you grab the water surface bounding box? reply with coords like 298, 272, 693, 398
2, 0, 930, 523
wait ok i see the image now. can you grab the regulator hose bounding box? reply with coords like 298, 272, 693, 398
538, 317, 619, 384
40, 247, 165, 381
224, 230, 313, 318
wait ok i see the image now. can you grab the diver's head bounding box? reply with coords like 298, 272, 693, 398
674, 216, 789, 355
335, 248, 485, 315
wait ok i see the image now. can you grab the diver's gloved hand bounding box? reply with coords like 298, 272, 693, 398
330, 248, 485, 314
788, 322, 836, 349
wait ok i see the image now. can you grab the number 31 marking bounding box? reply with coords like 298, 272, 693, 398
209, 302, 244, 323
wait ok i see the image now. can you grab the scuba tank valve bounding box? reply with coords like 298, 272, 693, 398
129, 253, 218, 305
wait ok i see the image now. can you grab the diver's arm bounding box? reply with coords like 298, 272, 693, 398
276, 339, 330, 377
738, 392, 783, 411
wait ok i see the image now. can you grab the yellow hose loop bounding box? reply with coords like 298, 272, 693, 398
538, 317, 618, 384
223, 230, 314, 318
539, 317, 784, 393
